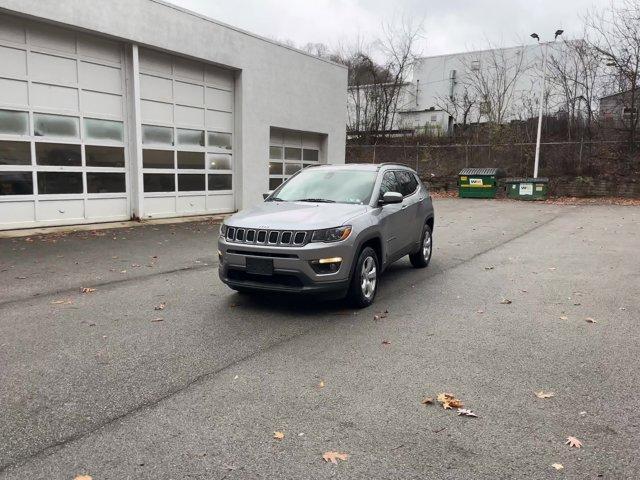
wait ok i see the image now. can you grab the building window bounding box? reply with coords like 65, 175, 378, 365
35, 143, 82, 166
269, 128, 324, 188
85, 146, 125, 168
37, 172, 83, 194
0, 141, 31, 165
0, 110, 29, 135
84, 118, 124, 142
142, 125, 174, 146
0, 172, 33, 195
144, 173, 175, 192
470, 60, 480, 72
34, 113, 80, 138
87, 172, 126, 193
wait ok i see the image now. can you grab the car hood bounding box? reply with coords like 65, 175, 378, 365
226, 201, 369, 230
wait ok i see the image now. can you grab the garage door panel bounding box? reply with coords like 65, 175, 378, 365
29, 24, 76, 54
77, 35, 121, 64
206, 109, 233, 132
206, 87, 233, 112
141, 100, 173, 124
0, 201, 35, 224
85, 197, 128, 218
175, 105, 204, 127
80, 62, 122, 94
37, 199, 85, 221
139, 48, 172, 76
140, 74, 173, 103
0, 46, 27, 77
31, 83, 79, 111
206, 194, 234, 212
175, 81, 204, 107
205, 65, 233, 91
0, 78, 28, 107
30, 52, 77, 85
82, 91, 123, 118
177, 195, 206, 213
144, 196, 176, 216
174, 57, 204, 82
0, 16, 25, 44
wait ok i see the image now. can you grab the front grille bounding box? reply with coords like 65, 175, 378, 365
226, 228, 309, 247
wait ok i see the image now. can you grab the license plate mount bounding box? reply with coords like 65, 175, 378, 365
245, 257, 274, 276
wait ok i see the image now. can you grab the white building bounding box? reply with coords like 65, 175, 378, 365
0, 0, 347, 230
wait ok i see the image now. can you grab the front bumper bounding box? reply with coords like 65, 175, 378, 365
217, 236, 354, 294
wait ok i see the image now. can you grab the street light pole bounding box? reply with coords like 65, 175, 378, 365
531, 30, 563, 179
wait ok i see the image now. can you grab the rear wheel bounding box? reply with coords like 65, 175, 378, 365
409, 223, 432, 268
347, 246, 379, 308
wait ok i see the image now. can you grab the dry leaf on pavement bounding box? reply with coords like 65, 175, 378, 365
484, 266, 494, 270
74, 476, 92, 480
500, 298, 512, 304
551, 463, 564, 470
154, 302, 166, 311
81, 287, 96, 293
457, 408, 478, 418
273, 431, 285, 440
585, 317, 597, 323
322, 451, 348, 464
437, 392, 463, 409
150, 317, 164, 323
421, 397, 434, 405
373, 309, 389, 321
382, 340, 391, 345
535, 390, 555, 399
559, 315, 568, 320
52, 299, 73, 305
318, 380, 325, 388
565, 436, 583, 448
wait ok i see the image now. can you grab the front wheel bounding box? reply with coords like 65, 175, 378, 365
347, 246, 379, 308
409, 223, 433, 268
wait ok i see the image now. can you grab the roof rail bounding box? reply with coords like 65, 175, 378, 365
376, 162, 414, 170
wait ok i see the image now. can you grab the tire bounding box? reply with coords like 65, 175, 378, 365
409, 223, 433, 268
347, 246, 379, 308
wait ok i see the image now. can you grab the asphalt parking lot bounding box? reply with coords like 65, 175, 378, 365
1, 198, 639, 479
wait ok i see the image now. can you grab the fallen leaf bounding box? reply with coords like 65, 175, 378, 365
421, 397, 434, 405
373, 309, 389, 320
476, 309, 484, 314
322, 451, 348, 464
551, 463, 564, 471
457, 408, 478, 418
381, 340, 391, 345
437, 392, 464, 409
565, 436, 583, 448
484, 266, 494, 270
548, 267, 557, 271
273, 431, 285, 440
318, 380, 325, 388
52, 299, 73, 305
535, 390, 555, 399
500, 299, 512, 304
559, 316, 568, 320
585, 317, 597, 323
81, 287, 96, 294
150, 317, 164, 323
74, 476, 92, 480
154, 302, 166, 311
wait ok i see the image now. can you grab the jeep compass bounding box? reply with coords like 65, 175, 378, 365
218, 163, 434, 307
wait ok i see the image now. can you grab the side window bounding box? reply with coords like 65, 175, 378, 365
396, 170, 418, 196
379, 171, 400, 197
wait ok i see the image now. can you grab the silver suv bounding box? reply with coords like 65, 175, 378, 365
218, 163, 434, 307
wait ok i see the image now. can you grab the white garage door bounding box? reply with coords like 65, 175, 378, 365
268, 128, 323, 190
0, 14, 129, 230
138, 48, 235, 218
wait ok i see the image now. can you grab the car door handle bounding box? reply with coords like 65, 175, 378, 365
401, 204, 408, 209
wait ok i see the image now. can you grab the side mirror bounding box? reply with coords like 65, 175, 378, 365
380, 191, 403, 205
263, 190, 274, 200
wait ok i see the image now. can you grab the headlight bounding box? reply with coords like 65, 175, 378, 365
220, 223, 227, 236
311, 225, 352, 242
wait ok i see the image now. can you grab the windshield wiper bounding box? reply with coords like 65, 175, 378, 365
295, 198, 336, 203
267, 197, 286, 202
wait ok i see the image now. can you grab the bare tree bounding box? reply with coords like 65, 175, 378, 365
434, 85, 476, 134
460, 43, 531, 126
586, 0, 640, 145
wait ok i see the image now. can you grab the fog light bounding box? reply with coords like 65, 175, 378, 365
218, 250, 223, 262
318, 256, 342, 264
310, 257, 342, 274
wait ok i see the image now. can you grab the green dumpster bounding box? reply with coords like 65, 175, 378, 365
458, 168, 503, 199
505, 177, 549, 201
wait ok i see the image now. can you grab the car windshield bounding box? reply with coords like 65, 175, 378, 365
269, 169, 377, 204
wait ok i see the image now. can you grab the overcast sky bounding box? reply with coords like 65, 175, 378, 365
167, 0, 613, 56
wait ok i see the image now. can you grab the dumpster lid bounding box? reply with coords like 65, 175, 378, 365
459, 168, 504, 176
505, 177, 549, 183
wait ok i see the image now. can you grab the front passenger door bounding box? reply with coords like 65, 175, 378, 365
395, 170, 421, 248
377, 171, 405, 260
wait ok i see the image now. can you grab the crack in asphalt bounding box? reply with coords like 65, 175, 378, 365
0, 210, 565, 474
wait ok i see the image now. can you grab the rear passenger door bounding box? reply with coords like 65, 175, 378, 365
395, 170, 422, 249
